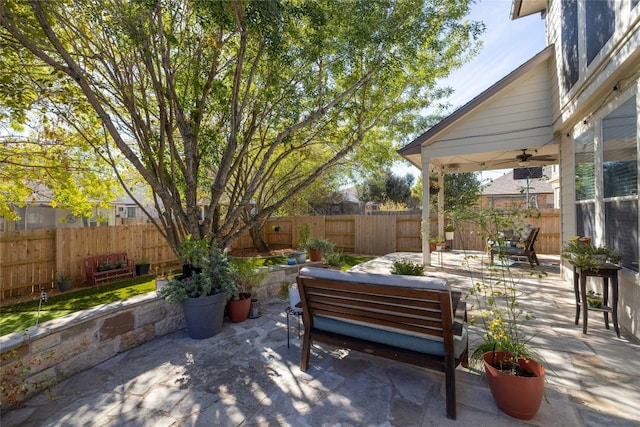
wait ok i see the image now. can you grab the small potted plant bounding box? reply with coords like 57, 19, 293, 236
561, 236, 621, 271
586, 290, 603, 308
445, 223, 455, 241
228, 258, 269, 322
304, 238, 335, 262
428, 236, 445, 251
56, 272, 72, 292
135, 258, 150, 276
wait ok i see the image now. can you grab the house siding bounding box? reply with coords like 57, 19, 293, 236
426, 63, 552, 158
548, 0, 640, 338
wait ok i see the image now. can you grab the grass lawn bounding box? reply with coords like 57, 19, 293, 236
1, 276, 156, 336
0, 254, 375, 336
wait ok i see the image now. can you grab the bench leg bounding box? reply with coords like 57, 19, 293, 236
300, 335, 312, 372
445, 357, 457, 420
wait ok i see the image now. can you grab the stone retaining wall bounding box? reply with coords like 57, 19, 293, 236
0, 262, 319, 411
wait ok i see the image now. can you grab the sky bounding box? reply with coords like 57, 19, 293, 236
393, 0, 547, 182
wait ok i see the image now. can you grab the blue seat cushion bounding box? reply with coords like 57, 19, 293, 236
313, 315, 468, 359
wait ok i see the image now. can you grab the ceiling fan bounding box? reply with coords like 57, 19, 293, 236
515, 149, 556, 166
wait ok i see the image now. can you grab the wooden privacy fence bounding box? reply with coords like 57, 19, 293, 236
0, 210, 560, 301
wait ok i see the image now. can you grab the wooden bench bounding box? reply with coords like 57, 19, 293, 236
296, 267, 468, 420
84, 253, 135, 286
490, 227, 540, 266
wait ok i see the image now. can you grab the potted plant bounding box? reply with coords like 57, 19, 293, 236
135, 259, 150, 276
445, 222, 455, 241
561, 237, 621, 271
227, 259, 269, 323
461, 207, 547, 420
304, 238, 334, 262
428, 236, 445, 251
586, 290, 603, 308
177, 234, 210, 277
56, 272, 72, 292
159, 240, 238, 339
429, 177, 440, 195
292, 224, 311, 263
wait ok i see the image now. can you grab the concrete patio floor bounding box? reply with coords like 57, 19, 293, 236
3, 251, 640, 426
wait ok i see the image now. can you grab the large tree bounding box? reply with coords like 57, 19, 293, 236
0, 0, 483, 252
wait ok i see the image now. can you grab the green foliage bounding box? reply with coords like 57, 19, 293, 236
177, 235, 210, 266
459, 207, 546, 373
159, 243, 238, 304
561, 237, 621, 271
231, 258, 269, 298
445, 222, 455, 232
296, 224, 311, 249
357, 170, 419, 208
0, 0, 483, 252
303, 238, 335, 257
391, 259, 425, 276
325, 250, 345, 267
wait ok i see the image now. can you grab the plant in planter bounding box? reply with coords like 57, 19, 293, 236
56, 273, 72, 292
460, 206, 547, 420
135, 259, 150, 276
159, 241, 238, 339
429, 236, 445, 251
304, 238, 334, 262
445, 222, 455, 242
228, 258, 269, 322
561, 237, 621, 271
586, 290, 603, 308
177, 234, 210, 277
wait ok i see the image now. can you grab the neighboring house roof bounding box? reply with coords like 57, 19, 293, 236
398, 45, 556, 173
482, 166, 554, 195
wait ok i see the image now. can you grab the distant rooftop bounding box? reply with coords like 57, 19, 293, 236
482, 166, 554, 195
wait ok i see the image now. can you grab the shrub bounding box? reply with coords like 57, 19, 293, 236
391, 259, 424, 276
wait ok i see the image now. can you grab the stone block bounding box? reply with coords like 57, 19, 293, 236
119, 324, 155, 352
30, 332, 61, 353
99, 311, 135, 341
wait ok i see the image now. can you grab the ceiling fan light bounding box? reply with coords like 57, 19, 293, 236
518, 160, 530, 167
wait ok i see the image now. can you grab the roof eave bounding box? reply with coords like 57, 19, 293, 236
397, 45, 554, 158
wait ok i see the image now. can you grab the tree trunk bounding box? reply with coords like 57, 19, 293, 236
249, 224, 269, 252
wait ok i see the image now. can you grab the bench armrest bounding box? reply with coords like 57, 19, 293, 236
452, 301, 467, 337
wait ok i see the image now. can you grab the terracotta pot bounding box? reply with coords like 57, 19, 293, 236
430, 243, 436, 251
483, 351, 545, 420
227, 293, 252, 323
309, 248, 322, 262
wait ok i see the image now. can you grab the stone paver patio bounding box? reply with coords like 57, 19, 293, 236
3, 251, 639, 426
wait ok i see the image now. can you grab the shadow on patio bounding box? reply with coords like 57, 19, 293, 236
4, 251, 639, 426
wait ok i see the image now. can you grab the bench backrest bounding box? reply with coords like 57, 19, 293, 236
297, 267, 454, 343
523, 227, 540, 251
84, 253, 129, 272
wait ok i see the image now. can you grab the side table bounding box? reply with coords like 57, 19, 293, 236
573, 264, 621, 338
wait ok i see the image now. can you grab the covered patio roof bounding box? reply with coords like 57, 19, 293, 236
399, 45, 558, 174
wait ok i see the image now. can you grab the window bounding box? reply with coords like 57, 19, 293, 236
603, 96, 637, 198
605, 200, 639, 272
576, 202, 595, 239
127, 207, 136, 218
585, 0, 615, 65
574, 128, 595, 200
561, 0, 579, 92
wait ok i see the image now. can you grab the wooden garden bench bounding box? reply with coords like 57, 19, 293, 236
296, 267, 468, 420
490, 227, 540, 266
84, 252, 135, 286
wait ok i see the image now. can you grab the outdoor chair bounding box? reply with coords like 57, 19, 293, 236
490, 227, 540, 266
